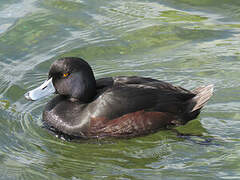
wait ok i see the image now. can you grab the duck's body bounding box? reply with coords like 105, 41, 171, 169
25, 57, 213, 139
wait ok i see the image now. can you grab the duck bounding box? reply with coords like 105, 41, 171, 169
25, 57, 213, 139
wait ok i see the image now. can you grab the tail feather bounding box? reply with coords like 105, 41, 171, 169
188, 84, 214, 112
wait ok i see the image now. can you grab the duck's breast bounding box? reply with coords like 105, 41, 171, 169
43, 95, 91, 137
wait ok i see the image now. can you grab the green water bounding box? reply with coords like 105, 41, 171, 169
0, 0, 240, 179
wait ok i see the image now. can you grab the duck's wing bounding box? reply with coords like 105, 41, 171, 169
92, 76, 195, 120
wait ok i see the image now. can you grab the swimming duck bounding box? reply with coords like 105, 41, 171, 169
25, 57, 213, 139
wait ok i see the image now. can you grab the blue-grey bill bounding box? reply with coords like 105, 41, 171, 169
24, 78, 55, 101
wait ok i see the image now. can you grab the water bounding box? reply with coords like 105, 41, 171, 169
0, 0, 240, 179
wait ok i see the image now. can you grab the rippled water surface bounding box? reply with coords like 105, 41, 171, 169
1, 0, 240, 179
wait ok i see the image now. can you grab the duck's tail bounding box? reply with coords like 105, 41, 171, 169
190, 84, 214, 112
183, 84, 214, 123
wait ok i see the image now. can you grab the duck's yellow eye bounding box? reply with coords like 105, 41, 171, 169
63, 73, 69, 77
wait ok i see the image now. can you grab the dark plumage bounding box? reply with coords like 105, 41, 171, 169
26, 57, 214, 139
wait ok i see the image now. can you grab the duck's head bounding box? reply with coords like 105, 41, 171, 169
25, 57, 96, 102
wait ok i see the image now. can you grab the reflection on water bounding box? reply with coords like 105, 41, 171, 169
0, 0, 240, 179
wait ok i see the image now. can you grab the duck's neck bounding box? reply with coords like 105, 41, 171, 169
69, 70, 97, 103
